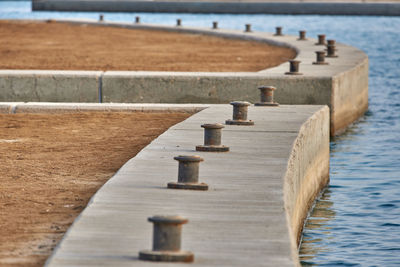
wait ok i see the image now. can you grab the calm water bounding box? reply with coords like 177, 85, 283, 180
1, 2, 400, 266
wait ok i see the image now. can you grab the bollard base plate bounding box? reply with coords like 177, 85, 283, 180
285, 72, 303, 75
196, 145, 229, 152
315, 42, 326, 45
313, 62, 329, 65
255, 102, 279, 107
225, 119, 254, 126
326, 55, 338, 58
139, 250, 194, 262
167, 182, 208, 191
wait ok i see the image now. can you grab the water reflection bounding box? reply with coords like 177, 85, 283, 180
299, 188, 335, 266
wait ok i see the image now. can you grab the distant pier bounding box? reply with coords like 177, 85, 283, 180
32, 0, 400, 16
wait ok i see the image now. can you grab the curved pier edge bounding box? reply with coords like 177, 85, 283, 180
0, 19, 368, 136
283, 105, 330, 256
5, 103, 331, 267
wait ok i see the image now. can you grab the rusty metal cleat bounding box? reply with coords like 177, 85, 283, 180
225, 101, 254, 126
168, 155, 208, 190
285, 60, 303, 75
196, 123, 229, 152
274, 26, 283, 36
139, 215, 194, 262
313, 51, 329, 65
255, 86, 279, 106
315, 34, 326, 45
298, 30, 307, 40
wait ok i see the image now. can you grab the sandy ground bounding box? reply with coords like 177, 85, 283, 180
0, 20, 296, 72
0, 112, 191, 267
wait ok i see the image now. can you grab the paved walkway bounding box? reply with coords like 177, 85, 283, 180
45, 104, 328, 266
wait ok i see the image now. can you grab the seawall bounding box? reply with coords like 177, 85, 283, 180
0, 102, 330, 266
0, 19, 368, 136
32, 0, 400, 16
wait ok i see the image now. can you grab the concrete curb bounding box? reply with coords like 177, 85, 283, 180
0, 70, 102, 103
39, 103, 329, 267
32, 0, 400, 16
0, 102, 208, 114
0, 19, 368, 135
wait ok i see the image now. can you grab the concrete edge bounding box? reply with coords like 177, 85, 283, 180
0, 102, 209, 114
283, 105, 330, 261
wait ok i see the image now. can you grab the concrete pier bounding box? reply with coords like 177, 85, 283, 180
32, 0, 400, 16
0, 20, 368, 136
1, 103, 328, 266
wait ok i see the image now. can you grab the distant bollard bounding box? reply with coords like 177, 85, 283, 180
225, 101, 254, 126
176, 19, 182, 27
139, 215, 194, 262
168, 155, 208, 190
99, 14, 104, 22
212, 21, 218, 29
274, 26, 283, 36
315, 34, 326, 45
196, 123, 229, 152
327, 39, 336, 46
135, 16, 140, 24
313, 51, 329, 65
298, 30, 307, 40
245, 24, 252, 32
285, 60, 303, 75
326, 40, 338, 58
255, 86, 279, 106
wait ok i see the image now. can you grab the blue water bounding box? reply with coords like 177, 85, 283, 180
1, 2, 400, 266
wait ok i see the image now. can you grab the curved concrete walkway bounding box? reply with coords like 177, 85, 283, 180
0, 19, 368, 135
39, 103, 329, 266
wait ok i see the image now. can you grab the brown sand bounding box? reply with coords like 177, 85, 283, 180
0, 20, 296, 72
0, 112, 191, 266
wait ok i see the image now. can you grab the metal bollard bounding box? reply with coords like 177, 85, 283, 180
326, 45, 338, 57
212, 21, 218, 29
285, 60, 302, 75
326, 40, 338, 58
274, 26, 283, 36
135, 16, 140, 24
313, 51, 329, 65
196, 123, 229, 152
298, 30, 307, 40
315, 34, 326, 45
168, 155, 208, 190
255, 86, 279, 106
176, 19, 181, 27
245, 24, 252, 32
327, 39, 336, 46
99, 14, 104, 22
225, 101, 254, 126
139, 215, 194, 262
325, 40, 338, 51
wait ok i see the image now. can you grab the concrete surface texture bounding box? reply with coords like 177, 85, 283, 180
0, 102, 207, 114
0, 70, 102, 103
39, 103, 330, 267
32, 0, 400, 15
0, 19, 368, 136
